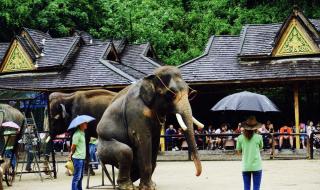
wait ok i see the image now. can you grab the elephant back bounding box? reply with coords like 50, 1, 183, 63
0, 104, 24, 127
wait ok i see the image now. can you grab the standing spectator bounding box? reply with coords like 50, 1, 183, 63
165, 125, 177, 151
279, 125, 294, 152
306, 120, 315, 138
236, 116, 263, 190
24, 125, 36, 172
69, 122, 88, 190
89, 137, 98, 169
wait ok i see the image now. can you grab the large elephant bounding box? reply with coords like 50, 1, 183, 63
97, 66, 203, 190
49, 89, 117, 138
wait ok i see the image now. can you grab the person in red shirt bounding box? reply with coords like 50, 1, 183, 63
279, 125, 294, 151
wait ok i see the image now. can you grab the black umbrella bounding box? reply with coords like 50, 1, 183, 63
211, 91, 280, 112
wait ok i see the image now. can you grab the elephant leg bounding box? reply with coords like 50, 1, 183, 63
97, 139, 134, 190
136, 138, 155, 190
0, 167, 3, 190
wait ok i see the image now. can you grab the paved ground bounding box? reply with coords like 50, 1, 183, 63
4, 160, 320, 190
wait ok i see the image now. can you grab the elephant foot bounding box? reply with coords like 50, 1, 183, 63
118, 180, 135, 190
139, 181, 156, 190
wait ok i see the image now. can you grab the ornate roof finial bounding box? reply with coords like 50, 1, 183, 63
293, 5, 299, 16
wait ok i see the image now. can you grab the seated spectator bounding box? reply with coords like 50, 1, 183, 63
214, 126, 222, 149
279, 125, 294, 151
299, 123, 306, 149
206, 125, 215, 150
234, 123, 242, 134
221, 123, 231, 141
195, 127, 207, 150
315, 122, 320, 132
258, 123, 270, 150
3, 127, 19, 171
165, 125, 177, 151
266, 120, 274, 132
176, 127, 184, 150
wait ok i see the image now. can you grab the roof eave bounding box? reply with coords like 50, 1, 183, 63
179, 35, 215, 68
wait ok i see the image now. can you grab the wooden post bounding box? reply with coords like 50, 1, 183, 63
160, 125, 165, 151
294, 84, 300, 149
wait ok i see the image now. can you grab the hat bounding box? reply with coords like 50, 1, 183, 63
241, 116, 262, 130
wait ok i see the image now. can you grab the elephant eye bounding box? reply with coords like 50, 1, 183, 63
165, 91, 176, 101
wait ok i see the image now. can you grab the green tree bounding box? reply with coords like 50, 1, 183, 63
1, 0, 320, 65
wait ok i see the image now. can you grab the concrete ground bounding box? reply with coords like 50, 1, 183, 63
4, 160, 320, 190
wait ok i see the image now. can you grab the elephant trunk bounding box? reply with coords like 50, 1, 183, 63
175, 95, 202, 176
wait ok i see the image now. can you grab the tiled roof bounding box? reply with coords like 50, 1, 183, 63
180, 35, 320, 84
309, 19, 320, 31
0, 28, 160, 90
23, 28, 52, 49
0, 43, 132, 90
0, 43, 9, 62
117, 43, 160, 78
37, 37, 80, 68
238, 19, 320, 56
0, 26, 159, 91
112, 39, 127, 54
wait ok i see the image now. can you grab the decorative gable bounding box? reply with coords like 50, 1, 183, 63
272, 8, 320, 57
273, 19, 319, 56
1, 40, 35, 72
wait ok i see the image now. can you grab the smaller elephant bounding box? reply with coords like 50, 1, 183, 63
49, 89, 117, 138
48, 89, 117, 173
97, 66, 203, 190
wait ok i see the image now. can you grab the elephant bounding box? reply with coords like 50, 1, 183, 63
48, 89, 117, 174
49, 89, 117, 138
0, 104, 25, 153
0, 104, 25, 190
97, 66, 203, 190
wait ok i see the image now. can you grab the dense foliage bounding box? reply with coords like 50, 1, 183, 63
1, 0, 320, 65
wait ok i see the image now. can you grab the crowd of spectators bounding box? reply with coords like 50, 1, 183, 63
164, 120, 320, 151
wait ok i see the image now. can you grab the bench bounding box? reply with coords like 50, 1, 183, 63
86, 160, 116, 189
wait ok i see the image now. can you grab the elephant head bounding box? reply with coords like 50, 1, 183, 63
140, 66, 203, 176
49, 92, 72, 137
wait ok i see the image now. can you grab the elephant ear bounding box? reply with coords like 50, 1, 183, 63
60, 104, 69, 119
139, 74, 156, 107
0, 110, 4, 126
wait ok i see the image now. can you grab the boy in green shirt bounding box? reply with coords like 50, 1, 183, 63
236, 116, 263, 190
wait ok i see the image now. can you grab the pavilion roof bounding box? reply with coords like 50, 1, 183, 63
179, 9, 320, 85
0, 29, 160, 91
